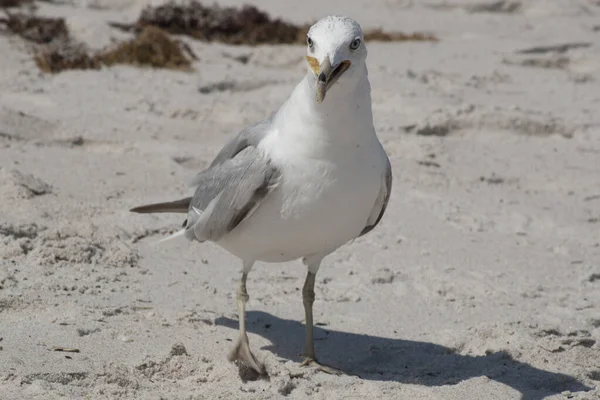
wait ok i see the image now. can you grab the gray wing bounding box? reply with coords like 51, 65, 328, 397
208, 114, 274, 168
132, 115, 278, 239
359, 155, 392, 236
183, 146, 280, 243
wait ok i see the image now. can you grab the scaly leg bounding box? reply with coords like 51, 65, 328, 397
300, 266, 343, 375
228, 265, 265, 375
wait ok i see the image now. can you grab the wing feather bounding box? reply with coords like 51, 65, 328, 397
359, 155, 392, 236
184, 146, 280, 242
131, 114, 279, 244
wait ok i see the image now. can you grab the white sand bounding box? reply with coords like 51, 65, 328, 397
1, 0, 599, 399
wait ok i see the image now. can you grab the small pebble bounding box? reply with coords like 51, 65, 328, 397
170, 342, 188, 356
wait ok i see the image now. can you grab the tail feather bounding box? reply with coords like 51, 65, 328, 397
130, 197, 191, 214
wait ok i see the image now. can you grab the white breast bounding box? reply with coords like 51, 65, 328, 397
218, 131, 383, 263
216, 75, 386, 263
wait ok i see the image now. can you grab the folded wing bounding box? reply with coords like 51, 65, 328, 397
131, 115, 279, 243
359, 155, 392, 237
184, 146, 280, 242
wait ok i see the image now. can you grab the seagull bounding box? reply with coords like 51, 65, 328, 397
130, 15, 392, 376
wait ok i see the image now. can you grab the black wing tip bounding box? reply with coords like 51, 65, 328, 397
128, 198, 192, 214
129, 205, 152, 213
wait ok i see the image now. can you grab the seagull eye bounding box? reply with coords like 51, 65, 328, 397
307, 36, 314, 49
350, 38, 361, 50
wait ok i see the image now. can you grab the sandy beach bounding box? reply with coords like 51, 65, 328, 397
1, 0, 599, 399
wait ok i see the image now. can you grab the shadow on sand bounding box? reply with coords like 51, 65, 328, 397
216, 311, 592, 399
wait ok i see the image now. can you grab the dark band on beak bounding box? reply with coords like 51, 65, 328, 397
316, 58, 332, 103
315, 58, 351, 104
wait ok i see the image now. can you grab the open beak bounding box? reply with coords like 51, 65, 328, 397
306, 56, 351, 103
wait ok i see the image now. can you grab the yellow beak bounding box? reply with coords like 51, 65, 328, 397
306, 56, 351, 103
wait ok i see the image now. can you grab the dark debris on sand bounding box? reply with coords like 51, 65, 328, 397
134, 1, 305, 45
99, 26, 194, 70
1, 11, 194, 72
363, 29, 438, 42
364, 29, 439, 42
2, 12, 68, 44
0, 12, 94, 72
116, 1, 438, 45
0, 0, 34, 8
35, 39, 99, 73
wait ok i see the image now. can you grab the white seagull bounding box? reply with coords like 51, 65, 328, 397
131, 15, 392, 376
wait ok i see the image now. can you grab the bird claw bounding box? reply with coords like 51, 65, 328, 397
228, 336, 266, 377
300, 357, 344, 375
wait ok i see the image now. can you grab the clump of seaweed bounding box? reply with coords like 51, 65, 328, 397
99, 26, 193, 70
0, 12, 96, 72
363, 29, 438, 42
3, 12, 68, 44
0, 0, 34, 8
2, 11, 194, 73
134, 1, 303, 45
118, 1, 438, 45
35, 39, 100, 73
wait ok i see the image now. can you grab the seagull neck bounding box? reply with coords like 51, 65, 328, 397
307, 69, 373, 121
276, 67, 375, 147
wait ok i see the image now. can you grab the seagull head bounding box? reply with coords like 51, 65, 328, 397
305, 16, 367, 104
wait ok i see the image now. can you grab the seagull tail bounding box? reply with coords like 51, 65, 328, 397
130, 197, 191, 214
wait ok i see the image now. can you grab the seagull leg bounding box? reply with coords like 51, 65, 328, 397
300, 265, 343, 375
228, 263, 265, 375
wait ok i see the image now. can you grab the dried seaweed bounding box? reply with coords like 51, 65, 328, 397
516, 42, 591, 55
135, 1, 304, 45
3, 12, 68, 44
2, 12, 193, 72
466, 1, 522, 14
126, 1, 437, 45
0, 0, 34, 8
363, 29, 438, 43
0, 12, 96, 72
36, 26, 194, 73
99, 26, 193, 70
35, 38, 100, 73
